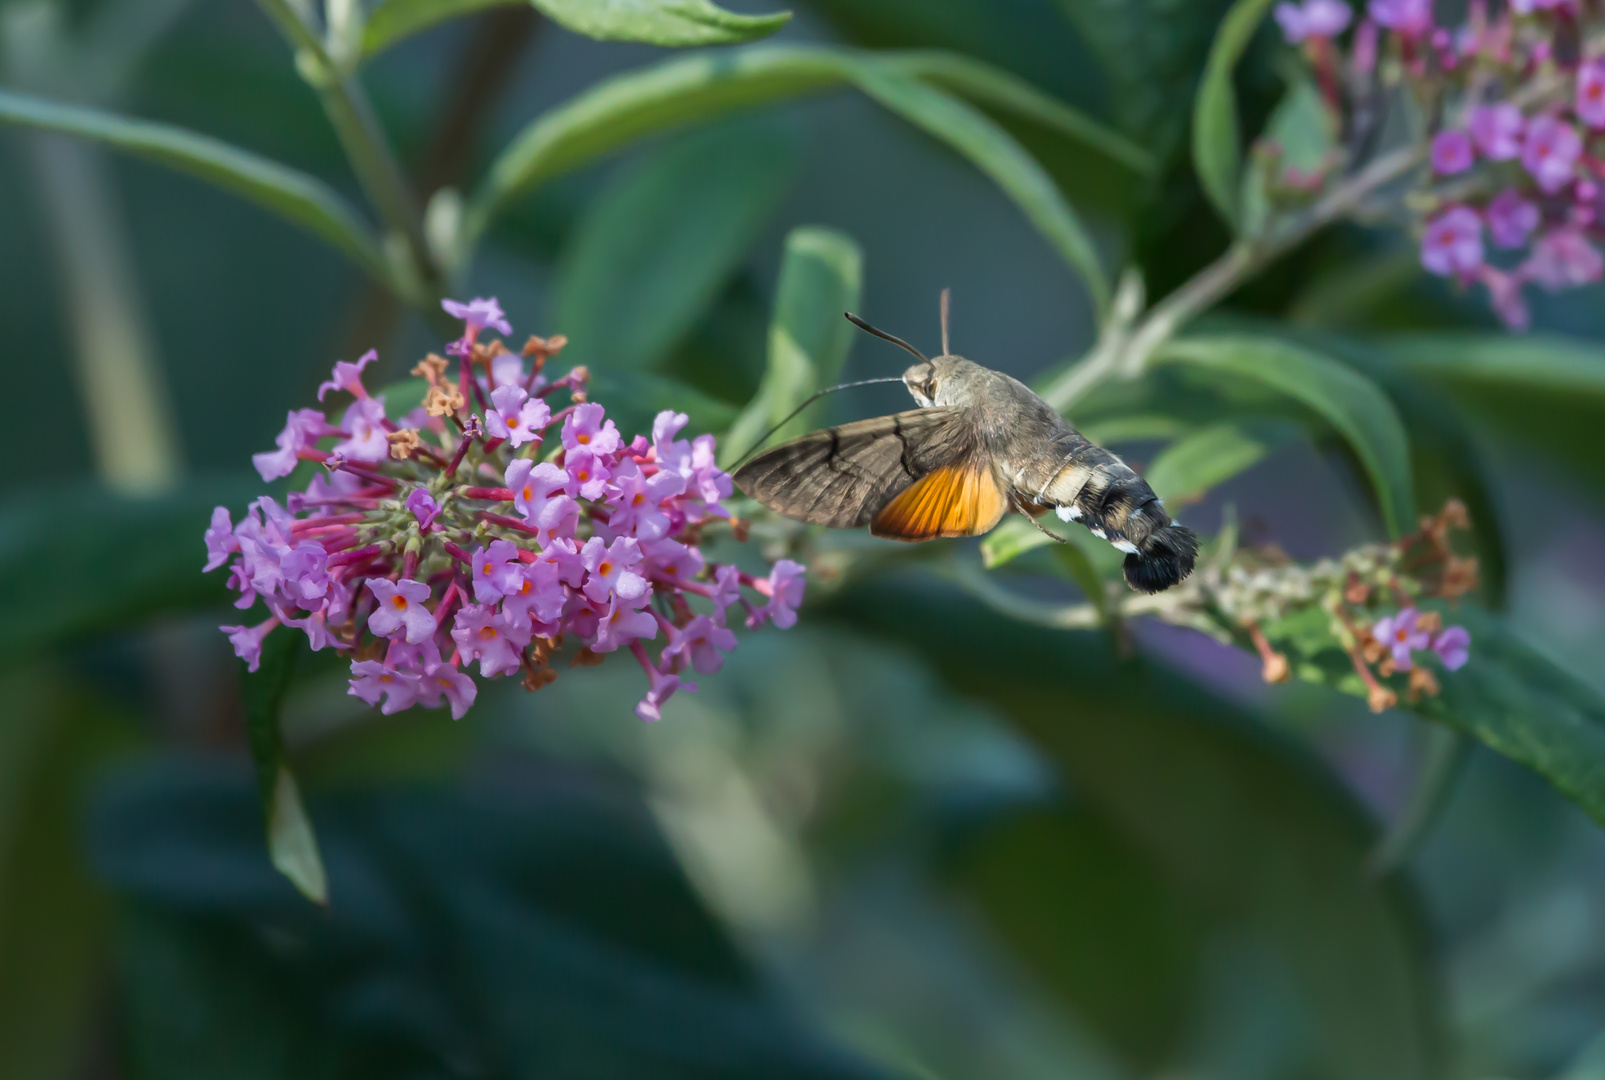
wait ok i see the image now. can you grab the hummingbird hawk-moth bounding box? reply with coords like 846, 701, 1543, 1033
732, 294, 1199, 593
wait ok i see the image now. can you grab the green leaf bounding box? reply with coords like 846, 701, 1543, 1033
1143, 419, 1293, 503
0, 89, 390, 287
880, 50, 1155, 175
466, 46, 1121, 304
1154, 334, 1416, 537
1255, 600, 1605, 827
848, 66, 1108, 309
553, 118, 798, 379
1237, 74, 1336, 239
979, 517, 1056, 569
1381, 332, 1605, 490
586, 368, 739, 445
944, 807, 1199, 1068
1054, 0, 1235, 162
837, 582, 1441, 1080
1415, 606, 1605, 828
0, 477, 261, 661
722, 226, 864, 467
1192, 0, 1276, 226
362, 0, 518, 58
240, 633, 327, 905
94, 763, 889, 1078
533, 0, 790, 45
1308, 333, 1509, 608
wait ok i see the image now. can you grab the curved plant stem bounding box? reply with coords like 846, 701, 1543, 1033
1042, 143, 1424, 415
254, 0, 441, 310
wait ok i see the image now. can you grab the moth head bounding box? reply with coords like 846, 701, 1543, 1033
905, 356, 985, 408
902, 361, 938, 406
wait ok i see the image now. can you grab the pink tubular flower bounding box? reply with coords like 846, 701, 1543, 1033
316, 349, 376, 401
1431, 625, 1470, 670
366, 578, 437, 644
335, 397, 390, 463
441, 296, 512, 336
471, 539, 522, 603
485, 385, 550, 449
663, 614, 739, 675
1430, 130, 1475, 174
252, 409, 327, 482
416, 664, 477, 719
1579, 61, 1605, 129
580, 536, 649, 606
592, 597, 658, 653
753, 559, 807, 629
1275, 0, 1353, 42
451, 604, 529, 678
562, 403, 622, 456
1522, 115, 1582, 193
206, 297, 803, 725
1420, 206, 1484, 277
605, 458, 685, 541
1368, 0, 1431, 36
1478, 266, 1531, 330
348, 660, 422, 713
1486, 189, 1540, 248
1525, 228, 1605, 289
635, 668, 691, 723
1372, 608, 1430, 670
203, 507, 239, 571
500, 559, 567, 625
1468, 104, 1524, 160
507, 459, 579, 540
220, 619, 277, 672
565, 447, 612, 502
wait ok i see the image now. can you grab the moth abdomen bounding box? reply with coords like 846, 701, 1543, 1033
1039, 447, 1197, 592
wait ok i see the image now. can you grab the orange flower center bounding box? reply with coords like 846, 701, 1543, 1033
391, 595, 408, 610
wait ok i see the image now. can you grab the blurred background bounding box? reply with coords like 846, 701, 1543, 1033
2, 0, 1605, 1077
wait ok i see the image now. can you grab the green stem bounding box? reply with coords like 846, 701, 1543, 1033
1041, 141, 1424, 414
253, 0, 439, 309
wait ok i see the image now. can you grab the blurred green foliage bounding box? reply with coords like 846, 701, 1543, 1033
3, 1, 1605, 1078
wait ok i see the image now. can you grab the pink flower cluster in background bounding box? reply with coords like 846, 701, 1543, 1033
1272, 0, 1605, 327
206, 298, 804, 723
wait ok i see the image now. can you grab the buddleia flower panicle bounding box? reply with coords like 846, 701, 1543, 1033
1200, 501, 1476, 713
205, 298, 802, 722
1268, 0, 1605, 327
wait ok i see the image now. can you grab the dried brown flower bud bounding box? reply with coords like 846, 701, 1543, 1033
1408, 666, 1440, 699
387, 428, 421, 460
413, 354, 449, 384
1367, 685, 1398, 713
570, 647, 605, 668
424, 381, 464, 418
522, 665, 558, 692
1261, 651, 1291, 684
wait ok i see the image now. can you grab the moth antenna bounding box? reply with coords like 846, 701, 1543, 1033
844, 313, 928, 363
939, 288, 951, 356
728, 376, 907, 470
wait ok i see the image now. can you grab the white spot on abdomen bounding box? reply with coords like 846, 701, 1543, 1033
1112, 540, 1139, 554
1055, 505, 1083, 522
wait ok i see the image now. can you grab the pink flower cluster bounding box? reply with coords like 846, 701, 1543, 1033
1370, 607, 1470, 671
1273, 0, 1605, 327
206, 298, 805, 723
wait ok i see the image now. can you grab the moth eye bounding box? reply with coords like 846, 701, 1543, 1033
922, 378, 937, 401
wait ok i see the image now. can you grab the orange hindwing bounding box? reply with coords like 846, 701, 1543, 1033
870, 461, 1007, 541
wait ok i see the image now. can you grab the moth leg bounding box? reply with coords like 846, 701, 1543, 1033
1011, 493, 1066, 543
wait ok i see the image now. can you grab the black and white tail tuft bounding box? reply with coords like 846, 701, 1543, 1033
1121, 521, 1198, 594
